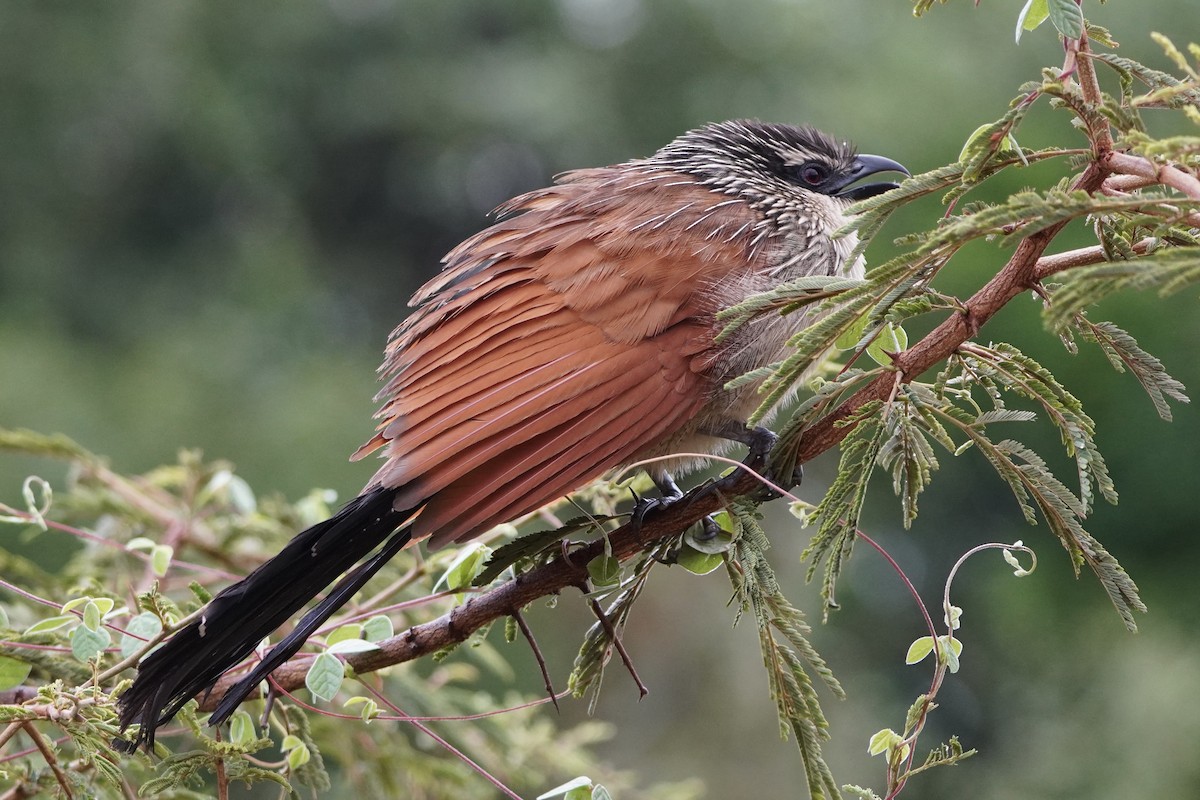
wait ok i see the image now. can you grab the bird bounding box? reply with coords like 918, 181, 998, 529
114, 119, 907, 751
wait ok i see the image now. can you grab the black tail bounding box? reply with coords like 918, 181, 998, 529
115, 485, 416, 751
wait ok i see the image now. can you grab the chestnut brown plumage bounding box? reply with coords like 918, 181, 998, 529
115, 119, 906, 750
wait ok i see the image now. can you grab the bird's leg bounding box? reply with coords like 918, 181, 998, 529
702, 421, 802, 498
627, 421, 799, 542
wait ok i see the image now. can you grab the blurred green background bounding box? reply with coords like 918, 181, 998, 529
2, 1, 1199, 797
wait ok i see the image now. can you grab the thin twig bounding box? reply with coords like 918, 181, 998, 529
357, 681, 524, 800
213, 727, 229, 800
21, 723, 74, 800
1074, 30, 1113, 154
0, 722, 24, 751
582, 588, 648, 699
510, 608, 559, 712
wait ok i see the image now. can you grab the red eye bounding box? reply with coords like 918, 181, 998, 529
794, 162, 828, 186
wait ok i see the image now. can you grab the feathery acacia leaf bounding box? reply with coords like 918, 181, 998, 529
958, 344, 1116, 512
728, 501, 842, 800
1093, 52, 1200, 108
1045, 247, 1200, 330
877, 401, 941, 529
802, 403, 886, 612
716, 277, 868, 344
927, 407, 1144, 631
1077, 319, 1190, 420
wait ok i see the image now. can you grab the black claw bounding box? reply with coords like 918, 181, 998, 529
628, 484, 676, 540
791, 462, 804, 489
743, 426, 779, 467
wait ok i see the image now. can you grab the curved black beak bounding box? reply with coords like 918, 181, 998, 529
830, 154, 910, 201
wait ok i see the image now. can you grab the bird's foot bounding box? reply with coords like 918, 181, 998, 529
629, 472, 721, 546
703, 423, 803, 500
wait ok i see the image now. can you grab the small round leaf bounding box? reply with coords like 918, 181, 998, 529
71, 624, 111, 662
305, 652, 345, 702
586, 554, 621, 588
675, 544, 724, 575
0, 655, 32, 691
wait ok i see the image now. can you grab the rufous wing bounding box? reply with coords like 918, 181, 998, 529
354, 169, 761, 548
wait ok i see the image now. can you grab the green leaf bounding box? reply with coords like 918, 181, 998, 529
434, 542, 493, 592
537, 777, 594, 800
62, 596, 114, 617
151, 544, 173, 577
944, 604, 962, 631
683, 522, 735, 555
865, 322, 908, 366
868, 728, 905, 757
675, 544, 724, 575
1003, 541, 1036, 577
326, 638, 380, 655
1015, 0, 1049, 42
936, 635, 963, 673
586, 554, 621, 588
1047, 0, 1083, 40
70, 623, 111, 662
344, 696, 381, 722
83, 600, 102, 632
305, 652, 345, 702
120, 612, 163, 658
958, 123, 1015, 163
905, 637, 935, 665
0, 655, 32, 690
362, 615, 394, 643
199, 469, 258, 514
326, 623, 363, 647
281, 734, 311, 769
24, 614, 75, 635
835, 311, 870, 351
229, 710, 256, 746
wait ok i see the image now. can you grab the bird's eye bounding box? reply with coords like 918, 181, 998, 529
791, 162, 829, 187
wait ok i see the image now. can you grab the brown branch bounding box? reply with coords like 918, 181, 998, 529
1102, 152, 1200, 227
22, 723, 74, 800
1034, 238, 1158, 280
0, 687, 39, 706
1074, 31, 1114, 154
1106, 152, 1200, 201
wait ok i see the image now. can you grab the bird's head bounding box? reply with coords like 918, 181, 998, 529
647, 119, 909, 220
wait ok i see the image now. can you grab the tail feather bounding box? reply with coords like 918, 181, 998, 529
115, 486, 416, 751
208, 524, 413, 725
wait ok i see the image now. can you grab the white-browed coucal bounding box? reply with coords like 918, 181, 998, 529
116, 119, 907, 750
